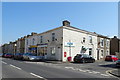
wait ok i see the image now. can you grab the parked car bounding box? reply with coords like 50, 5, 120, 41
13, 53, 24, 60
4, 53, 13, 58
73, 54, 95, 63
116, 59, 120, 67
23, 53, 44, 61
105, 55, 118, 62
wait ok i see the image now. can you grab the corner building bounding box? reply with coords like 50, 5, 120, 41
25, 21, 109, 62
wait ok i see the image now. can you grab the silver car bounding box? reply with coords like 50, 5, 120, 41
23, 53, 44, 61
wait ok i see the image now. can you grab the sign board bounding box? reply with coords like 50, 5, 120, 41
65, 42, 75, 47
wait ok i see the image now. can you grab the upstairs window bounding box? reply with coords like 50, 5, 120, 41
26, 39, 28, 45
100, 39, 104, 47
40, 36, 43, 43
32, 38, 35, 45
52, 33, 55, 41
106, 40, 109, 47
83, 37, 85, 43
89, 36, 92, 43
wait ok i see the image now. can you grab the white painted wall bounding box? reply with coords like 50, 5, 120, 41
24, 35, 38, 53
63, 26, 98, 62
37, 28, 63, 60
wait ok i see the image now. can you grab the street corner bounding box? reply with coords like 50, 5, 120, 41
106, 69, 120, 78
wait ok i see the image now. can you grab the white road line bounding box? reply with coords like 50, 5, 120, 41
2, 61, 7, 64
9, 64, 22, 70
30, 73, 44, 79
91, 71, 100, 74
101, 74, 109, 76
78, 69, 87, 72
65, 67, 74, 69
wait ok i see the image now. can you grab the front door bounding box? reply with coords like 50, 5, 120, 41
97, 50, 99, 60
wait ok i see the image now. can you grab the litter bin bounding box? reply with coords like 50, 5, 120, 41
67, 56, 72, 62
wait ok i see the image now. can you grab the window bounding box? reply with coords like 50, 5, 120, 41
89, 48, 92, 55
27, 39, 28, 45
100, 39, 104, 47
106, 40, 109, 47
51, 47, 55, 55
33, 38, 35, 45
52, 33, 55, 41
106, 50, 109, 56
40, 36, 43, 43
101, 50, 104, 57
89, 36, 92, 43
83, 37, 85, 43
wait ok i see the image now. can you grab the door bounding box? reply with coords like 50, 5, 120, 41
97, 50, 99, 60
57, 48, 61, 61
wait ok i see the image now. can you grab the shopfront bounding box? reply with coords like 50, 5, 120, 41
37, 43, 48, 57
29, 45, 37, 53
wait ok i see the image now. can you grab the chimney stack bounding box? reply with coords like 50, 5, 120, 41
31, 32, 37, 36
63, 20, 70, 26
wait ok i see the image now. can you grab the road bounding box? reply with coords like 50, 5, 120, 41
1, 57, 120, 80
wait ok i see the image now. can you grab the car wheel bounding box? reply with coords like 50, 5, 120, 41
92, 60, 95, 63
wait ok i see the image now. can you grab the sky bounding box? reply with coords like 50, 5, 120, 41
2, 2, 118, 44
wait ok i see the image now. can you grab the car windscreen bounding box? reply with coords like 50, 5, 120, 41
82, 54, 90, 57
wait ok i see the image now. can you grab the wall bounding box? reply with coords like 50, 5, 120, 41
63, 26, 98, 62
37, 28, 63, 61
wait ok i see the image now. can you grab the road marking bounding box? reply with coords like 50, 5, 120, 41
101, 74, 109, 76
91, 71, 100, 74
2, 61, 7, 64
9, 64, 22, 70
65, 67, 74, 69
30, 73, 44, 79
78, 69, 87, 72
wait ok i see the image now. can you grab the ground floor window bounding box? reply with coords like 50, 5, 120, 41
89, 48, 92, 56
51, 47, 55, 55
106, 50, 109, 56
38, 47, 47, 56
101, 50, 104, 58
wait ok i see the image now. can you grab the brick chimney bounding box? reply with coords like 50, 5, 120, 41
31, 32, 37, 36
63, 20, 70, 26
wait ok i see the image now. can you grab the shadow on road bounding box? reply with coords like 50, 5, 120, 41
98, 62, 120, 69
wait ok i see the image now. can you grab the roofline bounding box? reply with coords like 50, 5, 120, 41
37, 26, 63, 36
63, 26, 97, 36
